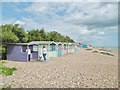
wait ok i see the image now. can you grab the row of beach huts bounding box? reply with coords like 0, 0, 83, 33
7, 41, 88, 62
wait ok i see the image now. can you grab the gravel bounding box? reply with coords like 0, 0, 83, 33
1, 49, 118, 88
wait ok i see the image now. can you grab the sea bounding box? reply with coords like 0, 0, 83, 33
103, 46, 118, 51
95, 46, 118, 51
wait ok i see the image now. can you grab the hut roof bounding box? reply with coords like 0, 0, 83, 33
8, 41, 81, 46
68, 43, 75, 45
8, 43, 28, 45
28, 41, 52, 45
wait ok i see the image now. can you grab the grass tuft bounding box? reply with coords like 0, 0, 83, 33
100, 52, 114, 56
0, 60, 17, 76
92, 50, 99, 53
0, 84, 12, 90
1, 60, 6, 64
0, 66, 16, 76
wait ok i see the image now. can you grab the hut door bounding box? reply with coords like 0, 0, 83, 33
28, 54, 30, 61
58, 44, 62, 56
50, 44, 56, 51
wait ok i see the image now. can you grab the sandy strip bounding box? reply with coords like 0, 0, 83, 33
1, 48, 118, 88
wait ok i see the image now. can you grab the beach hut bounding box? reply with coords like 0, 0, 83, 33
68, 43, 75, 53
74, 43, 81, 52
62, 43, 67, 55
57, 42, 62, 56
82, 45, 88, 48
78, 43, 81, 51
7, 41, 65, 62
74, 43, 78, 52
49, 41, 57, 58
7, 41, 82, 62
7, 43, 38, 62
29, 41, 51, 60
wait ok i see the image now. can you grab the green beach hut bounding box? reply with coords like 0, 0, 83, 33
49, 41, 57, 58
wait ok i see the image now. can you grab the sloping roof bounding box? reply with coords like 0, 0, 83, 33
68, 43, 75, 45
8, 43, 28, 45
28, 41, 51, 45
56, 42, 62, 45
49, 41, 57, 44
8, 41, 82, 46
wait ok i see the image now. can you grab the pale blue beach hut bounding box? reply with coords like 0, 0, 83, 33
28, 41, 51, 60
68, 43, 75, 53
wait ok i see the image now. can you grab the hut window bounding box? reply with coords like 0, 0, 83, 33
22, 45, 27, 52
33, 45, 38, 51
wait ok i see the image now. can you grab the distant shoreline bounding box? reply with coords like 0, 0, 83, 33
92, 46, 118, 55
94, 46, 118, 51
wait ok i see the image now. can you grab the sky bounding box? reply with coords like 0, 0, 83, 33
1, 1, 118, 47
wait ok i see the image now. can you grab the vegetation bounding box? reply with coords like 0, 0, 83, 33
0, 60, 16, 76
0, 66, 16, 76
100, 52, 114, 56
86, 48, 92, 51
0, 24, 74, 59
1, 60, 7, 64
92, 50, 99, 53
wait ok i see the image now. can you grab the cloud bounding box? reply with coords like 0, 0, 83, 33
2, 17, 42, 31
2, 18, 17, 25
64, 2, 118, 28
14, 20, 25, 25
24, 2, 118, 28
2, 2, 118, 46
19, 17, 42, 31
2, 0, 120, 2
24, 3, 49, 14
98, 31, 105, 35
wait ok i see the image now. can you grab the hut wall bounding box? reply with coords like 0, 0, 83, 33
49, 51, 57, 58
77, 45, 80, 51
62, 50, 67, 55
31, 51, 38, 60
7, 45, 27, 62
68, 45, 74, 53
74, 45, 79, 52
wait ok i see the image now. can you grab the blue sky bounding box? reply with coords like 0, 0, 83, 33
1, 1, 118, 47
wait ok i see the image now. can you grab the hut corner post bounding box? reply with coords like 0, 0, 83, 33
38, 44, 40, 60
27, 45, 29, 62
48, 44, 50, 59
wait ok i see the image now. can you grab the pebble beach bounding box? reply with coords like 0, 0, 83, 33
1, 48, 118, 88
